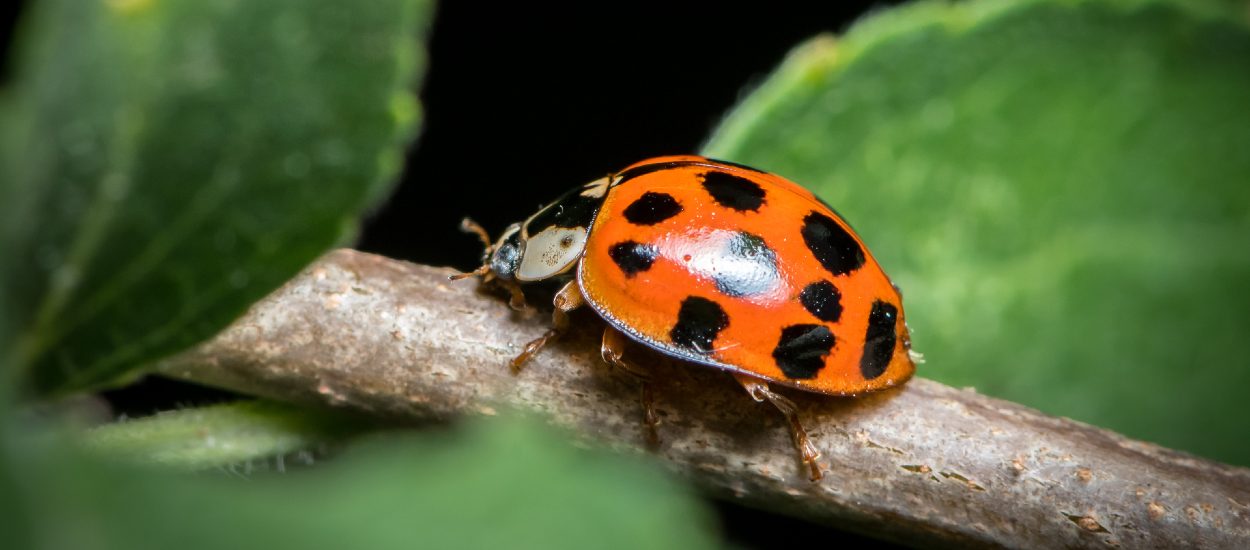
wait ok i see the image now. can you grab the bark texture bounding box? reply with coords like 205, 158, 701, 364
161, 249, 1250, 549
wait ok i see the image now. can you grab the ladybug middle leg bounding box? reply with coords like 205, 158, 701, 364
600, 327, 660, 449
509, 279, 584, 372
733, 373, 824, 482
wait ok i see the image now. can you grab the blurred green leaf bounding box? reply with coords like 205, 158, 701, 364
704, 0, 1250, 465
83, 400, 367, 470
0, 0, 430, 395
2, 416, 717, 550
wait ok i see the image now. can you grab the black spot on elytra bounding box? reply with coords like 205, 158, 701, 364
669, 297, 729, 354
801, 211, 865, 276
699, 171, 766, 212
608, 241, 658, 277
773, 324, 835, 379
623, 192, 683, 225
799, 280, 843, 322
861, 300, 898, 380
713, 232, 779, 297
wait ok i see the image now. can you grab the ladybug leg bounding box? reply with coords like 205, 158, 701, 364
732, 373, 824, 482
600, 327, 660, 448
509, 280, 583, 372
498, 278, 529, 311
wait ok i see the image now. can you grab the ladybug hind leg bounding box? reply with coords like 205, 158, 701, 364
510, 279, 583, 372
601, 327, 660, 449
733, 373, 824, 482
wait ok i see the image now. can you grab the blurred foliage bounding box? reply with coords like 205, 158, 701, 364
0, 0, 427, 395
82, 401, 368, 470
4, 0, 1248, 547
0, 0, 720, 548
704, 0, 1250, 465
3, 415, 717, 550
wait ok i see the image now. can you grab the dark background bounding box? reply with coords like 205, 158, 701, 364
359, 3, 903, 271
3, 2, 905, 547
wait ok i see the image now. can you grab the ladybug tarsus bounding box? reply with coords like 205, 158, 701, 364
503, 280, 529, 311
510, 330, 553, 373
734, 373, 824, 482
509, 280, 583, 371
601, 327, 660, 448
640, 382, 660, 449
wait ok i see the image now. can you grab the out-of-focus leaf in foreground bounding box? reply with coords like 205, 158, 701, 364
82, 401, 367, 470
704, 0, 1250, 465
0, 0, 430, 395
2, 416, 718, 550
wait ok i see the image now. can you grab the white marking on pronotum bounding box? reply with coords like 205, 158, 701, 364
516, 226, 588, 281
580, 176, 610, 198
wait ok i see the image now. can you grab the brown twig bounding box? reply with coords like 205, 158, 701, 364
160, 249, 1250, 549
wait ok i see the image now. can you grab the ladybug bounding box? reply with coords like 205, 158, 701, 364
453, 155, 916, 480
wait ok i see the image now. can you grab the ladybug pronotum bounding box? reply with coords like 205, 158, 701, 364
453, 155, 917, 480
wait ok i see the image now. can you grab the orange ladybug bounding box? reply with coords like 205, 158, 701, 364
453, 155, 916, 480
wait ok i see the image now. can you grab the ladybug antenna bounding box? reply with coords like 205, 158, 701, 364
459, 217, 493, 249
448, 264, 490, 281
449, 217, 495, 281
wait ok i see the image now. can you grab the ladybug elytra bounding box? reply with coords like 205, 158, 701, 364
453, 155, 916, 480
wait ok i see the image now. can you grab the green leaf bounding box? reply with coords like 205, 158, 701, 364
3, 416, 719, 550
82, 400, 366, 470
0, 0, 431, 395
704, 0, 1250, 465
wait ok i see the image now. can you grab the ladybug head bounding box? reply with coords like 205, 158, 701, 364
450, 219, 530, 310
451, 177, 604, 306
450, 219, 522, 282
487, 224, 523, 281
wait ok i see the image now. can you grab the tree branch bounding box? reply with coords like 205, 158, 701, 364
159, 249, 1250, 549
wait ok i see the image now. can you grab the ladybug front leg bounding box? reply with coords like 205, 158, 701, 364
509, 280, 584, 372
732, 373, 824, 482
600, 327, 660, 448
497, 278, 529, 311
